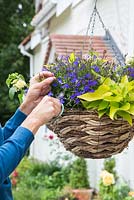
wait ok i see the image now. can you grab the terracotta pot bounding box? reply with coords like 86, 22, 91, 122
72, 189, 93, 200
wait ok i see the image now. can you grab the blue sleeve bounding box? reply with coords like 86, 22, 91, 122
2, 109, 27, 140
0, 126, 34, 185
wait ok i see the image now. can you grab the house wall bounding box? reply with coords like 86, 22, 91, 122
30, 0, 134, 189
49, 0, 129, 55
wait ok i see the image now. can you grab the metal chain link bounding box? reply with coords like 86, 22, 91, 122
89, 10, 97, 50
82, 0, 125, 65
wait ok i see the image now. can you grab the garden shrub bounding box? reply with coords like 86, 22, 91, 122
98, 158, 130, 200
69, 158, 90, 189
12, 156, 82, 200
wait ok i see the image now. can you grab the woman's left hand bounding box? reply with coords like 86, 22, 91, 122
20, 71, 56, 115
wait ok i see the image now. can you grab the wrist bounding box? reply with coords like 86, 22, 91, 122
19, 101, 35, 115
21, 116, 41, 135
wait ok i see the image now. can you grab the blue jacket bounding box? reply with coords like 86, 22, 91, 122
0, 109, 34, 200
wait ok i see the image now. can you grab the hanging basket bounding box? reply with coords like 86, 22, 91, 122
45, 0, 131, 159
47, 109, 134, 159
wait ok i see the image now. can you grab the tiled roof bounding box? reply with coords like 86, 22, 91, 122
44, 33, 121, 64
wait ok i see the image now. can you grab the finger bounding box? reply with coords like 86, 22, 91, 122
36, 71, 54, 81
41, 71, 55, 78
50, 98, 62, 116
39, 76, 56, 87
40, 86, 51, 96
30, 71, 55, 84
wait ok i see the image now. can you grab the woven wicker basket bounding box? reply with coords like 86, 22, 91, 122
47, 109, 134, 159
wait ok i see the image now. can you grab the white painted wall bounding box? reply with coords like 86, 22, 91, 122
33, 37, 49, 74
30, 0, 134, 189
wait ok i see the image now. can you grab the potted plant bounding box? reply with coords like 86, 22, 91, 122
44, 51, 134, 159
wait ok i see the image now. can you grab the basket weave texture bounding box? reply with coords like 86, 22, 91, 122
47, 109, 134, 159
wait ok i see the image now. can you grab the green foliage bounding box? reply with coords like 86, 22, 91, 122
79, 75, 134, 125
0, 0, 34, 125
99, 180, 130, 200
103, 158, 117, 179
6, 72, 27, 103
12, 157, 89, 200
12, 157, 77, 200
98, 158, 130, 200
124, 197, 134, 200
69, 158, 90, 189
46, 51, 118, 108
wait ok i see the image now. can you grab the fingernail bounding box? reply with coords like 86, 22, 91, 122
50, 77, 56, 81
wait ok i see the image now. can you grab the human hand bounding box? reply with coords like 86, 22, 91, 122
20, 71, 56, 115
21, 96, 62, 134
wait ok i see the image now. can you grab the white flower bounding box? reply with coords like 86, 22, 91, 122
125, 55, 134, 65
100, 170, 115, 186
13, 79, 26, 90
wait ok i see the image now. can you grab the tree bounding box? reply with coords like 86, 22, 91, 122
0, 0, 34, 124
69, 158, 90, 189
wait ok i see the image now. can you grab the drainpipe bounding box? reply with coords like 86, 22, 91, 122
18, 44, 34, 78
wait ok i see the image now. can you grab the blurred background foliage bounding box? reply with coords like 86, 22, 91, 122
0, 0, 34, 125
11, 156, 89, 200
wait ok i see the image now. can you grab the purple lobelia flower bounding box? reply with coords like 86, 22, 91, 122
42, 51, 125, 109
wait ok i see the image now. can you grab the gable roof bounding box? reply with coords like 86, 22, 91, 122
44, 33, 125, 65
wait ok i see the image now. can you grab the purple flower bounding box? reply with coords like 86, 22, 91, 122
84, 73, 91, 79
59, 98, 65, 104
93, 55, 97, 60
48, 91, 53, 96
91, 65, 100, 72
71, 77, 78, 83
46, 52, 121, 109
70, 94, 75, 100
127, 67, 134, 78
73, 61, 79, 66
75, 98, 80, 104
57, 77, 63, 84
24, 88, 28, 96
62, 83, 70, 89
52, 82, 58, 87
88, 80, 98, 86
84, 85, 90, 92
42, 67, 48, 71
76, 82, 81, 87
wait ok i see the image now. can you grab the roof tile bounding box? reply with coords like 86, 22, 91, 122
44, 34, 115, 64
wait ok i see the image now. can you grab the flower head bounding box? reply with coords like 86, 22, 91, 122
100, 170, 115, 186
13, 79, 26, 90
129, 191, 134, 197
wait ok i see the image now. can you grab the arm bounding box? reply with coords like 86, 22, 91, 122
3, 71, 56, 141
0, 126, 34, 184
0, 95, 62, 185
2, 109, 27, 140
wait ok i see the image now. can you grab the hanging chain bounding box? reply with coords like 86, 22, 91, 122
89, 10, 97, 50
96, 9, 107, 32
82, 7, 96, 51
83, 0, 108, 51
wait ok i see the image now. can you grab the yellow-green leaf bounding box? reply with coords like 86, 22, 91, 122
117, 111, 132, 126
119, 102, 130, 111
78, 85, 111, 102
98, 109, 106, 118
128, 104, 134, 115
104, 95, 123, 102
121, 75, 128, 84
109, 106, 119, 120
68, 53, 75, 63
98, 100, 109, 111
